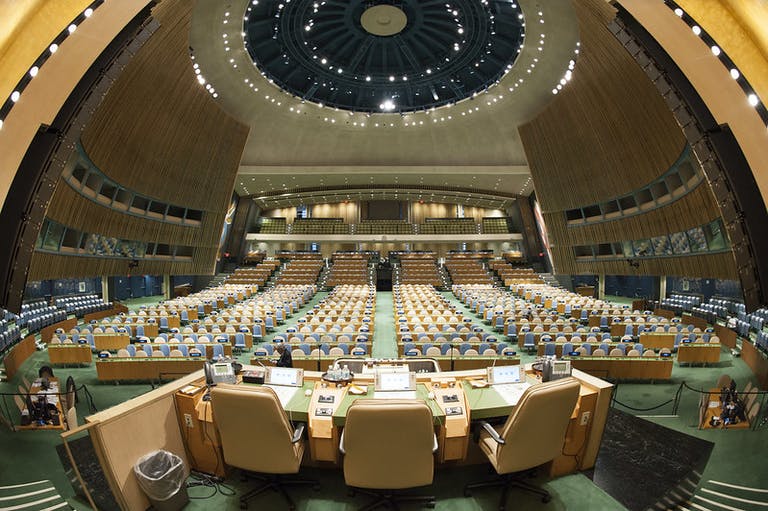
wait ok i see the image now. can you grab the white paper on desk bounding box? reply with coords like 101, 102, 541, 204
265, 385, 299, 407
492, 382, 531, 406
373, 391, 417, 400
709, 401, 720, 408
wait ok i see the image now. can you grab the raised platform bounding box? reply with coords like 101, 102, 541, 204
587, 408, 713, 510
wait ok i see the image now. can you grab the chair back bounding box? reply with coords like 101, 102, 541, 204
492, 378, 580, 474
343, 399, 434, 490
211, 384, 303, 474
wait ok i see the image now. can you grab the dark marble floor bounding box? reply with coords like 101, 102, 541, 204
586, 408, 714, 511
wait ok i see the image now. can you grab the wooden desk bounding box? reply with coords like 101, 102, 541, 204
96, 358, 206, 381
48, 344, 92, 365
17, 377, 66, 431
677, 343, 721, 364
566, 357, 673, 380
176, 365, 612, 480
638, 333, 676, 350
94, 334, 131, 351
700, 389, 750, 430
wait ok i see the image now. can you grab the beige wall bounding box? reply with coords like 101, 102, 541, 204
463, 206, 504, 222
310, 202, 359, 223
263, 207, 296, 223
411, 202, 457, 223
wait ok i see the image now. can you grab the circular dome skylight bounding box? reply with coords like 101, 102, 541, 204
243, 0, 525, 113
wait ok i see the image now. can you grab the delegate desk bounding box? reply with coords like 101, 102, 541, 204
565, 356, 673, 380
175, 363, 612, 480
48, 344, 92, 365
96, 358, 205, 382
677, 342, 721, 364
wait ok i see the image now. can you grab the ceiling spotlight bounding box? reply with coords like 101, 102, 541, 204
711, 45, 720, 56
379, 99, 396, 111
748, 94, 759, 107
68, 24, 77, 34
11, 91, 20, 102
674, 8, 683, 16
84, 7, 93, 17
29, 66, 39, 77
730, 68, 740, 79
49, 43, 58, 53
365, 76, 371, 82
691, 25, 701, 36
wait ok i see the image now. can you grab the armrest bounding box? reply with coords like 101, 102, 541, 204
432, 433, 438, 453
339, 430, 346, 454
292, 423, 305, 444
480, 421, 505, 445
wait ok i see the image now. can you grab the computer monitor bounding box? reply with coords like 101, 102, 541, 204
374, 367, 416, 392
487, 365, 522, 384
265, 366, 304, 386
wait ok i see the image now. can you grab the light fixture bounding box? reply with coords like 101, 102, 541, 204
730, 68, 740, 79
11, 91, 20, 102
674, 8, 683, 17
29, 66, 39, 77
691, 25, 701, 36
748, 94, 759, 107
49, 43, 58, 53
68, 24, 77, 34
711, 45, 720, 56
84, 7, 93, 17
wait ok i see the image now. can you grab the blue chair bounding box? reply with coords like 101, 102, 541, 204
180, 310, 189, 322
600, 317, 609, 332
441, 342, 453, 355
158, 344, 171, 357
601, 333, 612, 341
459, 342, 472, 355
265, 317, 275, 332
126, 344, 136, 357
562, 342, 574, 355
319, 343, 330, 354
253, 324, 263, 341
580, 343, 592, 355
234, 333, 247, 352
478, 342, 490, 354
177, 344, 189, 357
298, 343, 311, 355
615, 343, 627, 355
599, 342, 610, 354
403, 342, 416, 354
633, 343, 644, 354
275, 310, 284, 323
135, 325, 145, 338
337, 343, 349, 355
494, 316, 504, 332
160, 317, 169, 330
260, 343, 274, 356
143, 344, 154, 357
624, 324, 634, 338
523, 332, 535, 354
352, 345, 366, 356
543, 342, 556, 357
211, 344, 224, 359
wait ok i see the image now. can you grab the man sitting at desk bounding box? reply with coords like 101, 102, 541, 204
274, 343, 293, 368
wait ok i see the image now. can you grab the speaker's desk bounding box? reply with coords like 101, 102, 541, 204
175, 364, 612, 479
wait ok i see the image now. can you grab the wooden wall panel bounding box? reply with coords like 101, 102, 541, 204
545, 185, 722, 247
411, 203, 456, 223
80, 1, 248, 211
519, 0, 737, 281
30, 0, 249, 281
310, 202, 359, 223
519, 0, 686, 211
44, 183, 204, 245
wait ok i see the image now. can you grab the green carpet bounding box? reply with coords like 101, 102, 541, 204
1, 288, 766, 511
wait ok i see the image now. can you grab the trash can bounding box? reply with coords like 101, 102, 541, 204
133, 450, 189, 511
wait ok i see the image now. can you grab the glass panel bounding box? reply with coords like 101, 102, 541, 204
71, 166, 87, 183
665, 172, 684, 193
669, 232, 690, 254
42, 221, 65, 251
622, 241, 634, 258
632, 239, 652, 257
595, 243, 613, 256
618, 195, 637, 210
565, 209, 583, 222
61, 228, 82, 249
705, 219, 727, 250
650, 181, 669, 200
574, 246, 593, 258
687, 227, 707, 252
582, 205, 601, 218
635, 188, 653, 205
602, 200, 620, 215
652, 235, 672, 256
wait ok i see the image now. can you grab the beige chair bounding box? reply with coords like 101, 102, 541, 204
592, 348, 606, 357
608, 348, 624, 357
627, 349, 641, 357
211, 385, 317, 509
340, 399, 437, 510
464, 378, 581, 509
642, 349, 657, 357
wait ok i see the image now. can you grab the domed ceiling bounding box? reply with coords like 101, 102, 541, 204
243, 0, 525, 113
189, 0, 580, 205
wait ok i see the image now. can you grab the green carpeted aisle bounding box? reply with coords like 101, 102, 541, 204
372, 291, 397, 358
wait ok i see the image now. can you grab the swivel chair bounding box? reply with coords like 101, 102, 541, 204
464, 377, 580, 510
340, 399, 437, 510
210, 385, 318, 510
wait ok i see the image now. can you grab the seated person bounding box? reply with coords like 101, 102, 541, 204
274, 343, 293, 368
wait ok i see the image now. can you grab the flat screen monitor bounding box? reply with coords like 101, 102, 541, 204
265, 367, 304, 386
374, 368, 416, 391
487, 365, 522, 384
